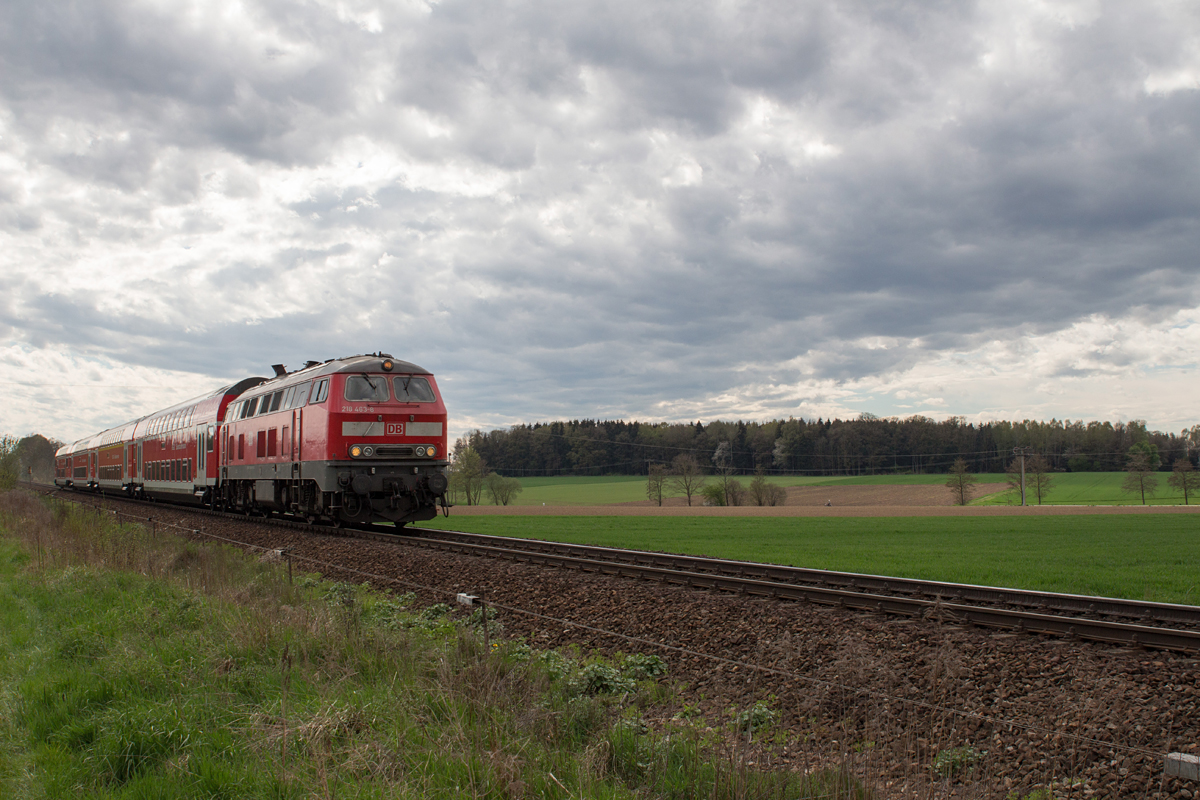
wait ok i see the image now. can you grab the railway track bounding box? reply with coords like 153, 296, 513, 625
32, 484, 1200, 654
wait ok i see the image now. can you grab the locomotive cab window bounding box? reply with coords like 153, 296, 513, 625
344, 375, 389, 402
393, 376, 436, 403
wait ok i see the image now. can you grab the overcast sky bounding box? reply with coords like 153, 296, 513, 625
3, 0, 1200, 445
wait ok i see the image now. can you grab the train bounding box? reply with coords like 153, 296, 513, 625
53, 353, 450, 527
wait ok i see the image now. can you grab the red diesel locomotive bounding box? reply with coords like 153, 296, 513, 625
53, 353, 450, 527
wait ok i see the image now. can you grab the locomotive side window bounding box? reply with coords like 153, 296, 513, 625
344, 376, 389, 402
393, 376, 436, 403
312, 379, 329, 404
244, 397, 259, 418
269, 391, 283, 413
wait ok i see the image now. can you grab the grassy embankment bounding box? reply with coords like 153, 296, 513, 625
425, 514, 1200, 605
0, 491, 869, 800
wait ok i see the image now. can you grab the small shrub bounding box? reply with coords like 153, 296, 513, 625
620, 653, 668, 681
569, 661, 635, 697
932, 745, 982, 778
1007, 789, 1053, 800
735, 700, 777, 732
420, 603, 452, 621
538, 649, 573, 680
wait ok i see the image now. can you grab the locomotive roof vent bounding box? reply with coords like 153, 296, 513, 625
271, 364, 288, 377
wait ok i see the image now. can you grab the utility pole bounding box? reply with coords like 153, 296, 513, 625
1013, 447, 1031, 507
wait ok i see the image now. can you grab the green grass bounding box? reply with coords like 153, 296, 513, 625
0, 491, 871, 800
424, 514, 1200, 605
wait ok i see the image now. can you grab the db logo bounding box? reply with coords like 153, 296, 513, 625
385, 423, 404, 436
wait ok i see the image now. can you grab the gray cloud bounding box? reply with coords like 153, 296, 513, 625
3, 0, 1200, 439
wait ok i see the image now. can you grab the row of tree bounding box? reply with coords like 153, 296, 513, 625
944, 448, 1200, 505
445, 445, 524, 506
463, 417, 1200, 477
645, 454, 790, 507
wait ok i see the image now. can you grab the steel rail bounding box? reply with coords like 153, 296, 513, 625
30, 485, 1200, 652
397, 531, 1200, 653
407, 527, 1200, 628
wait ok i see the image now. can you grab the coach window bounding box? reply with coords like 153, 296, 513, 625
393, 376, 436, 403
292, 382, 311, 407
344, 375, 389, 402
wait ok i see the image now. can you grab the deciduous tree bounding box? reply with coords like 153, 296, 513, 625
1167, 459, 1199, 505
668, 454, 706, 506
1121, 451, 1159, 505
945, 458, 978, 506
646, 463, 668, 506
1006, 454, 1053, 504
449, 442, 487, 505
484, 472, 523, 505
0, 435, 17, 491
749, 471, 788, 506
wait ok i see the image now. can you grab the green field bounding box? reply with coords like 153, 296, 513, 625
425, 514, 1200, 605
979, 471, 1195, 505
507, 473, 1013, 505
502, 472, 1194, 506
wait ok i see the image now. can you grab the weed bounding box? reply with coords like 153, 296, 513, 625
620, 652, 668, 681
932, 745, 983, 778
735, 700, 778, 733
569, 661, 636, 697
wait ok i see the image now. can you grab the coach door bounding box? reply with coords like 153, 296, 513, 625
197, 426, 206, 480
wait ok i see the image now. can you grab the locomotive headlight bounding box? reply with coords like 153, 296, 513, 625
415, 446, 427, 456
382, 359, 394, 371
363, 446, 375, 457
427, 446, 436, 457
350, 445, 363, 457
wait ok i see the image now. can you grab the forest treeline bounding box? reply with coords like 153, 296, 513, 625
462, 416, 1200, 477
